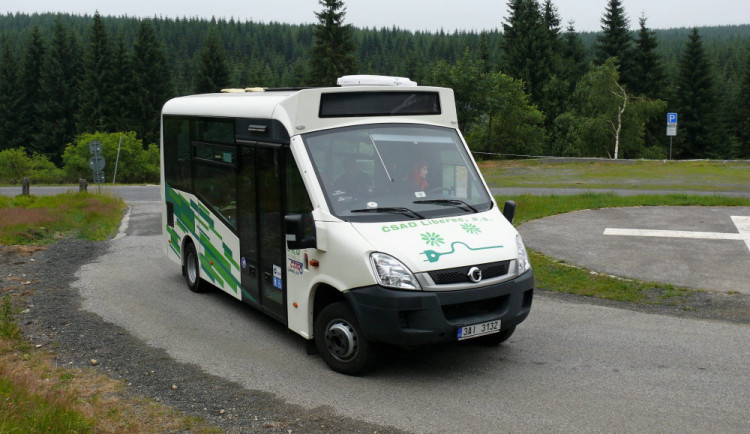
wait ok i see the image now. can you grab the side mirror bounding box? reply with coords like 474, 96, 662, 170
503, 200, 516, 223
285, 213, 317, 250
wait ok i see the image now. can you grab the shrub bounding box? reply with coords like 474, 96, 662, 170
62, 132, 160, 184
0, 148, 32, 183
0, 148, 64, 184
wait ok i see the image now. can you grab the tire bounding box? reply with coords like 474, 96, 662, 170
475, 325, 516, 346
183, 242, 207, 293
314, 301, 372, 375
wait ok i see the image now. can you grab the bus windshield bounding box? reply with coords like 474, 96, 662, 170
302, 124, 493, 222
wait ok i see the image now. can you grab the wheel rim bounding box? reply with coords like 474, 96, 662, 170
186, 251, 198, 285
325, 320, 358, 362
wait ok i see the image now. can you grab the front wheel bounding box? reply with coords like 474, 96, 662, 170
314, 301, 372, 375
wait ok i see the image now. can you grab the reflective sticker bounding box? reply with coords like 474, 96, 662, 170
273, 265, 283, 289
241, 257, 247, 269
289, 259, 303, 275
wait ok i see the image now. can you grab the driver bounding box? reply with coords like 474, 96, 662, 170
405, 161, 429, 191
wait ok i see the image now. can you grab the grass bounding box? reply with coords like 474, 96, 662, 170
480, 159, 750, 192
496, 192, 750, 304
0, 289, 216, 433
529, 251, 693, 304
0, 192, 125, 245
0, 193, 219, 432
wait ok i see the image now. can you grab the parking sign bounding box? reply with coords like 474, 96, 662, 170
667, 113, 678, 125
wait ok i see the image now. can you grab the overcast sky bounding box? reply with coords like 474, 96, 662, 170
3, 0, 748, 32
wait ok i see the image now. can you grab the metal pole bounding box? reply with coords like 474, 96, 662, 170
669, 137, 673, 160
112, 135, 123, 184
94, 146, 101, 194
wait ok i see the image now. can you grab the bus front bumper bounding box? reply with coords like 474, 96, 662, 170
344, 270, 533, 347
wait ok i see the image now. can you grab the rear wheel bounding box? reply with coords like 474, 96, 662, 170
314, 301, 372, 375
183, 242, 207, 293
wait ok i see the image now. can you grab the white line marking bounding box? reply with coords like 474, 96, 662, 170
732, 216, 750, 251
113, 206, 131, 241
604, 216, 750, 252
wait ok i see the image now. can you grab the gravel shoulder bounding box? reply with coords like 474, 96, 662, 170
2, 240, 402, 433
3, 238, 750, 432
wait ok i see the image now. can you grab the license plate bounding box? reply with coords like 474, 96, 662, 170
457, 319, 501, 340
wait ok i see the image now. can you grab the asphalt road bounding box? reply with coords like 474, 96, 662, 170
67, 194, 750, 432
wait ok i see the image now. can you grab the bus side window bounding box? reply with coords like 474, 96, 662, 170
163, 117, 191, 191
193, 142, 237, 228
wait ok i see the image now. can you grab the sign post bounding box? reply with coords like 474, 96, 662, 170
666, 113, 677, 160
88, 140, 105, 193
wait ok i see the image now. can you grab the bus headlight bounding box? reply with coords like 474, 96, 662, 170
516, 234, 532, 275
370, 252, 421, 290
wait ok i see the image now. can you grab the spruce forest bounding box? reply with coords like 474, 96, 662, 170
0, 0, 749, 177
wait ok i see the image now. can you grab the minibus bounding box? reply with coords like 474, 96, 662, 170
161, 75, 534, 374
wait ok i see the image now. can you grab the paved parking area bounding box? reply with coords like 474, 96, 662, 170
519, 206, 750, 294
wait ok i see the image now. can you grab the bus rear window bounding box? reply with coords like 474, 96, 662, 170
319, 92, 441, 118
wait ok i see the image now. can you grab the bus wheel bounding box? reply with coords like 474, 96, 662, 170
183, 242, 206, 293
314, 302, 371, 375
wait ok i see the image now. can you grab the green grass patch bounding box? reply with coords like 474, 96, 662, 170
0, 377, 94, 433
530, 251, 692, 304
480, 159, 750, 192
0, 296, 20, 340
0, 192, 125, 245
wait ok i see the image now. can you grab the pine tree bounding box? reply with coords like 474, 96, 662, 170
129, 20, 172, 145
675, 28, 720, 159
0, 39, 23, 151
37, 18, 81, 164
559, 21, 587, 91
78, 11, 114, 134
109, 33, 130, 132
19, 26, 46, 153
733, 51, 750, 157
193, 29, 230, 93
595, 0, 634, 87
631, 14, 665, 98
308, 0, 357, 87
501, 0, 551, 103
541, 0, 562, 63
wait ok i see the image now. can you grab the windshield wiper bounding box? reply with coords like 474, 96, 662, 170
413, 199, 478, 213
351, 207, 424, 219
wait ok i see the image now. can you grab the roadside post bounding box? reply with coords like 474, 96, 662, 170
112, 135, 123, 184
666, 112, 677, 160
89, 140, 105, 193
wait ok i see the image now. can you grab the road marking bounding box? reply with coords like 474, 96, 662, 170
113, 206, 132, 240
604, 216, 750, 252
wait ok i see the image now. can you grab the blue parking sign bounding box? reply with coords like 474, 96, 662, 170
667, 113, 678, 124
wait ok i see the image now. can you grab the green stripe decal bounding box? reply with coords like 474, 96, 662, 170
165, 183, 243, 297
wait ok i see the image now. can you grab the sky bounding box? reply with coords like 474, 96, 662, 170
2, 0, 749, 32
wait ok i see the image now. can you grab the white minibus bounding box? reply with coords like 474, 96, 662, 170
160, 75, 534, 374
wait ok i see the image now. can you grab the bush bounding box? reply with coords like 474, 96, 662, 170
0, 148, 31, 183
62, 132, 160, 184
0, 148, 64, 184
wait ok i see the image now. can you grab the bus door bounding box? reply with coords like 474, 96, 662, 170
237, 143, 286, 323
